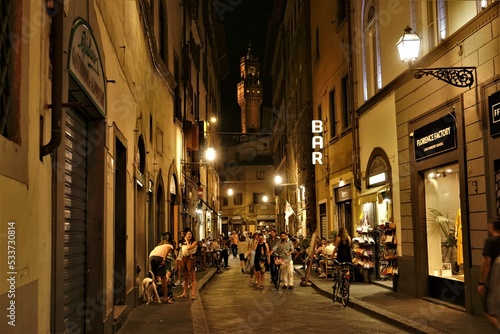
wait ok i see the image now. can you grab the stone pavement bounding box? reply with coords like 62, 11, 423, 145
295, 266, 498, 334
117, 265, 216, 334
118, 257, 498, 334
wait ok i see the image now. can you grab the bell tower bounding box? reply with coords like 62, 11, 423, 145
237, 44, 262, 133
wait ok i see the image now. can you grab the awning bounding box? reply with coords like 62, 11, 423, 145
357, 184, 390, 205
199, 198, 217, 213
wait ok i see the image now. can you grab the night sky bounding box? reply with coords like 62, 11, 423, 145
218, 0, 275, 133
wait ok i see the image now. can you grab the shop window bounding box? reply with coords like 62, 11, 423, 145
424, 163, 464, 281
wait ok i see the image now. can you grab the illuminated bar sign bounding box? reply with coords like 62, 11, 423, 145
414, 113, 457, 161
489, 91, 500, 137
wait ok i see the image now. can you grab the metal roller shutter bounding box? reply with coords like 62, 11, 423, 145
63, 108, 88, 332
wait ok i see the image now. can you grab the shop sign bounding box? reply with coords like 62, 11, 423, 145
232, 216, 242, 220
335, 185, 351, 202
414, 113, 456, 161
68, 19, 106, 116
489, 91, 500, 137
257, 215, 275, 220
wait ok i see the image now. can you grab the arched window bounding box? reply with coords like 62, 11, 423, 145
361, 0, 381, 101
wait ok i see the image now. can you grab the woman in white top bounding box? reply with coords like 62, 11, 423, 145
238, 235, 250, 273
248, 233, 260, 284
177, 228, 198, 300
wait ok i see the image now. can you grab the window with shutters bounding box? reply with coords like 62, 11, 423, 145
1, 0, 27, 184
1, 0, 20, 144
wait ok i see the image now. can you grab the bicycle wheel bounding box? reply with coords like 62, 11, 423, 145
340, 279, 350, 306
275, 267, 281, 290
331, 282, 337, 302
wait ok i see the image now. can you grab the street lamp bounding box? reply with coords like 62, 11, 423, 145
274, 175, 296, 187
396, 26, 475, 88
205, 147, 216, 162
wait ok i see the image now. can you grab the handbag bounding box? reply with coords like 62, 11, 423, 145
274, 256, 285, 266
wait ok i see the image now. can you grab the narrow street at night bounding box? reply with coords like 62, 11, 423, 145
200, 257, 404, 334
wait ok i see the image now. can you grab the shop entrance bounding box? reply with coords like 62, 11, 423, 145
424, 163, 465, 306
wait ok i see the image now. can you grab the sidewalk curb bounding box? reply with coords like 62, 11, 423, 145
294, 268, 444, 334
192, 268, 217, 334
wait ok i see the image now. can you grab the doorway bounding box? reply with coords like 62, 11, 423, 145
114, 138, 127, 305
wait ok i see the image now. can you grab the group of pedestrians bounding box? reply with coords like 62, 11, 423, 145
230, 229, 296, 291
147, 227, 199, 303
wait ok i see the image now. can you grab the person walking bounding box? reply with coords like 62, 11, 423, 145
248, 233, 259, 285
478, 217, 500, 330
266, 229, 280, 283
177, 228, 198, 300
230, 230, 239, 259
272, 232, 295, 289
238, 235, 250, 273
254, 233, 270, 290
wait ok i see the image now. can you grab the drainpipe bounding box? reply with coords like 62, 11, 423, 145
347, 0, 361, 191
41, 0, 64, 159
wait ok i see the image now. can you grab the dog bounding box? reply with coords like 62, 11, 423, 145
142, 271, 161, 305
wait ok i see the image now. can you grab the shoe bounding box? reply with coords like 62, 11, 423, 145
175, 280, 180, 286
288, 286, 294, 290
319, 274, 326, 278
282, 285, 287, 289
191, 295, 196, 300
242, 269, 244, 273
176, 294, 187, 299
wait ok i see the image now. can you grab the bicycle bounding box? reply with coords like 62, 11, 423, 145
332, 259, 353, 306
272, 254, 285, 290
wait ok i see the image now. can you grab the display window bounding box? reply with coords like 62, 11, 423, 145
424, 163, 464, 281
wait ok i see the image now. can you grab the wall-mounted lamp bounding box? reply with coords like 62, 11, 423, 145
338, 177, 345, 187
397, 26, 475, 88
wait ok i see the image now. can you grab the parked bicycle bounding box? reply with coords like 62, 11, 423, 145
332, 259, 353, 306
272, 254, 285, 290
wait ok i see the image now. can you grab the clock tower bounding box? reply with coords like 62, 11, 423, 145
237, 46, 262, 133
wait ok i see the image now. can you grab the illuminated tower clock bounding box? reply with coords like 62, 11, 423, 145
237, 45, 262, 133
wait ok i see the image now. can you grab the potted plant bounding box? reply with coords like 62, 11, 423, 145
427, 208, 457, 262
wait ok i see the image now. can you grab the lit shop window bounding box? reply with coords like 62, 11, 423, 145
424, 163, 464, 281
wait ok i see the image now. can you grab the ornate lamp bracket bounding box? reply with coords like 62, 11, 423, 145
413, 67, 475, 89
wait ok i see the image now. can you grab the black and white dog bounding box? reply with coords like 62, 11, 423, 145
142, 271, 161, 305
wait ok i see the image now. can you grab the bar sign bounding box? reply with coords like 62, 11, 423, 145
490, 91, 500, 137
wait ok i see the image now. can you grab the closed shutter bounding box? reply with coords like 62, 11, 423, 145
320, 203, 327, 238
63, 108, 88, 332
